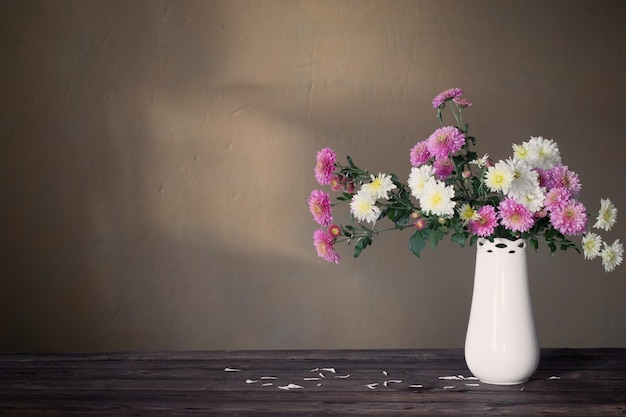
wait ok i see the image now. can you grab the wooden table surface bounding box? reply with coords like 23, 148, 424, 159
0, 348, 625, 416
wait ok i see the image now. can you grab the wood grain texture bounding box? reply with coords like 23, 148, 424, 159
0, 349, 624, 416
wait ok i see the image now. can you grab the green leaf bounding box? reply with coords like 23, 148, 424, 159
408, 230, 427, 258
429, 228, 446, 249
354, 236, 372, 258
452, 232, 467, 247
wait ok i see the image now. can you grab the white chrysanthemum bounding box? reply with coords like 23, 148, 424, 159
408, 165, 435, 200
512, 143, 531, 162
600, 239, 624, 272
514, 185, 546, 212
507, 158, 539, 193
484, 161, 514, 194
350, 190, 381, 224
582, 233, 602, 260
594, 198, 618, 231
419, 180, 456, 217
525, 136, 561, 170
361, 173, 397, 200
458, 203, 479, 224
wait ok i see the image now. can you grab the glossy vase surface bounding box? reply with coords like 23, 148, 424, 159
464, 237, 540, 385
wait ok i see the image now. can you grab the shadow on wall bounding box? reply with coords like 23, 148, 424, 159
0, 0, 437, 351
1, 0, 625, 352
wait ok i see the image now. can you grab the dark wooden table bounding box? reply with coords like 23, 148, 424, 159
0, 348, 625, 416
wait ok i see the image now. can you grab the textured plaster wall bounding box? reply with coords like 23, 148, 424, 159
1, 0, 625, 352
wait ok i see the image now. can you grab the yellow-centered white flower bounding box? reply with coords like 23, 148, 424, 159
600, 239, 624, 272
408, 165, 435, 200
582, 233, 602, 260
594, 198, 617, 231
419, 179, 456, 217
361, 173, 397, 200
484, 161, 514, 194
350, 190, 381, 224
522, 136, 561, 170
458, 203, 479, 224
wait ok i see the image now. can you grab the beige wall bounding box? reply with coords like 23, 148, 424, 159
1, 0, 625, 352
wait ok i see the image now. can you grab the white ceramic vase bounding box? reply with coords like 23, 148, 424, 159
464, 237, 540, 385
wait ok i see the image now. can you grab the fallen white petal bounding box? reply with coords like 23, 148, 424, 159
245, 379, 258, 384
322, 367, 336, 373
261, 383, 273, 387
465, 383, 480, 387
278, 383, 304, 390
303, 377, 320, 381
443, 386, 455, 390
334, 374, 350, 379
382, 370, 388, 376
548, 376, 561, 380
409, 384, 424, 388
366, 383, 378, 389
383, 381, 388, 387
310, 368, 319, 372
388, 379, 402, 384
439, 376, 462, 380
261, 376, 277, 380
224, 368, 242, 372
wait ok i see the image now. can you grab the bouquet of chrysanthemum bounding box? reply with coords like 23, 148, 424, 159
309, 88, 623, 272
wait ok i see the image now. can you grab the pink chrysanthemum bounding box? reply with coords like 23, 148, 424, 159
433, 157, 454, 180
452, 97, 472, 107
468, 205, 498, 237
308, 189, 333, 226
550, 199, 588, 235
498, 198, 536, 233
329, 175, 343, 192
410, 140, 431, 167
426, 126, 465, 159
342, 178, 355, 194
544, 187, 571, 212
547, 165, 581, 196
313, 229, 340, 264
432, 88, 464, 108
314, 147, 336, 185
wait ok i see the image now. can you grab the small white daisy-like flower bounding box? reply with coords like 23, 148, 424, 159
458, 203, 479, 224
361, 173, 397, 200
469, 153, 489, 168
593, 198, 617, 231
419, 180, 456, 217
582, 233, 602, 260
525, 136, 561, 170
350, 190, 381, 224
408, 165, 435, 200
600, 239, 624, 273
484, 161, 514, 194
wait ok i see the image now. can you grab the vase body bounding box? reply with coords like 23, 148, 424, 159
464, 237, 539, 385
